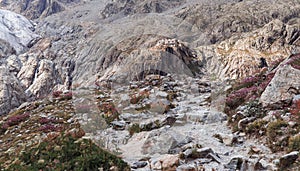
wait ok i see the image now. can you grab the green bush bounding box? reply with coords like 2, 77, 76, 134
267, 120, 289, 152
246, 119, 268, 136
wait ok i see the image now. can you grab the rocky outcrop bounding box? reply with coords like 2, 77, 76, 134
0, 9, 39, 54
198, 19, 300, 80
97, 37, 200, 85
0, 67, 26, 115
260, 57, 300, 107
176, 0, 300, 45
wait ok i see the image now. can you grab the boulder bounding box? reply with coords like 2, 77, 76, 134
131, 161, 148, 169
151, 154, 179, 171
225, 156, 254, 171
161, 155, 179, 170
279, 151, 299, 169
260, 64, 300, 107
142, 129, 192, 155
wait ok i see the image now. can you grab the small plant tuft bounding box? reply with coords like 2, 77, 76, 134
288, 134, 300, 152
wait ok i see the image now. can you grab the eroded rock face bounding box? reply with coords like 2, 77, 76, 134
0, 67, 26, 115
97, 36, 200, 85
198, 19, 300, 80
25, 59, 59, 98
0, 9, 39, 54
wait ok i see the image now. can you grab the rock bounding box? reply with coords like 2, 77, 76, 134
111, 120, 127, 130
254, 158, 268, 170
6, 55, 21, 74
279, 151, 299, 169
142, 129, 192, 155
0, 9, 39, 54
160, 116, 177, 127
249, 146, 261, 154
216, 133, 238, 146
293, 94, 300, 102
186, 110, 226, 123
177, 164, 197, 171
131, 161, 148, 169
151, 159, 162, 170
38, 159, 45, 164
17, 56, 39, 88
156, 91, 168, 98
225, 156, 247, 170
0, 39, 15, 57
0, 66, 26, 115
184, 147, 214, 159
207, 152, 223, 164
238, 117, 256, 131
160, 155, 179, 170
196, 147, 215, 158
101, 0, 185, 19
260, 64, 300, 107
25, 59, 60, 98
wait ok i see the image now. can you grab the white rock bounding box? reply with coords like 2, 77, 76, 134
0, 9, 39, 54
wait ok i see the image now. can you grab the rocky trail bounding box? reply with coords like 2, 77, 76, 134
70, 75, 276, 170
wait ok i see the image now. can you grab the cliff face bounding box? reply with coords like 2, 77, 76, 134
0, 9, 39, 54
199, 19, 300, 80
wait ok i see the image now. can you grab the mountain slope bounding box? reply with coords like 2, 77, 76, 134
0, 0, 299, 170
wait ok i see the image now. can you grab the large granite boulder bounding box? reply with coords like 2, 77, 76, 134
260, 58, 300, 107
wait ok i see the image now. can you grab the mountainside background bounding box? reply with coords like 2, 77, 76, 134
0, 0, 300, 170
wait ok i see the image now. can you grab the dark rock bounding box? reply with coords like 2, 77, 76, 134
185, 147, 214, 159
279, 151, 299, 169
225, 156, 244, 170
254, 159, 268, 170
111, 120, 127, 130
207, 153, 223, 164
161, 116, 177, 126
131, 161, 148, 169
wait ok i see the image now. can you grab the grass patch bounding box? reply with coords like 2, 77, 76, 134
9, 134, 130, 171
267, 120, 290, 152
288, 135, 300, 152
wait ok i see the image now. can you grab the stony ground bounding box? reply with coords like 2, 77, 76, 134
71, 73, 298, 170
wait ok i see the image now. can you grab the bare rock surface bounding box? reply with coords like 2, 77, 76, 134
0, 9, 39, 54
0, 66, 26, 115
260, 63, 300, 107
